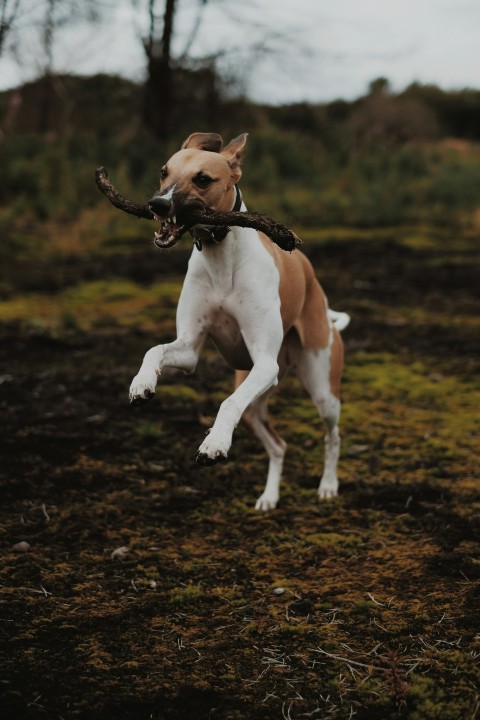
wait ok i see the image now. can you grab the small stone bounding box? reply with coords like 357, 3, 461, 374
148, 462, 165, 472
13, 541, 30, 553
347, 444, 369, 456
273, 587, 285, 596
172, 485, 201, 498
86, 412, 107, 423
148, 580, 157, 589
111, 546, 129, 561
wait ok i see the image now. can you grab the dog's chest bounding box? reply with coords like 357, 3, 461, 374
207, 308, 252, 370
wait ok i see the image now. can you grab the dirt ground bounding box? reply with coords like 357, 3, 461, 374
1, 228, 479, 719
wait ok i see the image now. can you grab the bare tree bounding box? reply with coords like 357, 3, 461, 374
1, 0, 102, 68
143, 0, 177, 137
140, 0, 305, 138
0, 0, 21, 56
20, 0, 103, 132
36, 0, 101, 75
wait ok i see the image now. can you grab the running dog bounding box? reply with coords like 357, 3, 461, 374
129, 132, 350, 510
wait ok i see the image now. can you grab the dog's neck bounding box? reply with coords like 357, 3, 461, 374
190, 185, 243, 251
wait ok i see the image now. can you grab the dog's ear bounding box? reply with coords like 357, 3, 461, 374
221, 133, 248, 182
182, 132, 223, 152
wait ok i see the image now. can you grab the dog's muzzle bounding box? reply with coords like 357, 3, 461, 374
148, 195, 189, 249
148, 186, 242, 250
151, 215, 188, 249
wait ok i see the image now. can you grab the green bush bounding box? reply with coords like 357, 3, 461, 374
2, 75, 480, 232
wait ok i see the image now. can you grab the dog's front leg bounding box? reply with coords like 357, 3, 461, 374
196, 352, 280, 465
196, 286, 284, 465
129, 336, 202, 405
129, 275, 210, 404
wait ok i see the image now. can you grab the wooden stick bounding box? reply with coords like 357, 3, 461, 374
95, 167, 154, 220
95, 166, 301, 252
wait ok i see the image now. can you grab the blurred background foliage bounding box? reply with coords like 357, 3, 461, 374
1, 72, 480, 258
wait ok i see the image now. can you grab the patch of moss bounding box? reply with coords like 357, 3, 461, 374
304, 532, 361, 548
168, 584, 205, 607
0, 277, 184, 332
76, 638, 113, 672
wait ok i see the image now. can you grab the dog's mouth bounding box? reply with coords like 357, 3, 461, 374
153, 215, 189, 249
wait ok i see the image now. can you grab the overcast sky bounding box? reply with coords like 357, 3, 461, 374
1, 0, 479, 103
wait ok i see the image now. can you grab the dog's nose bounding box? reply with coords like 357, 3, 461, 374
149, 195, 172, 217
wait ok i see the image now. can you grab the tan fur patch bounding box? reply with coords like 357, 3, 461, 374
162, 149, 237, 211
258, 234, 331, 350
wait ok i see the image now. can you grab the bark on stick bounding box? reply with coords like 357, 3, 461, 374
95, 166, 301, 252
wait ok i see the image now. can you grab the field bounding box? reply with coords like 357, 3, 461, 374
0, 223, 479, 719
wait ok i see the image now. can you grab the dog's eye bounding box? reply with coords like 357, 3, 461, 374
160, 167, 168, 180
193, 173, 213, 189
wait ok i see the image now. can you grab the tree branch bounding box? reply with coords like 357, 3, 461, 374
95, 166, 154, 220
95, 166, 301, 252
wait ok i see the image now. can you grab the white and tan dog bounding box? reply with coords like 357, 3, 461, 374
129, 132, 350, 510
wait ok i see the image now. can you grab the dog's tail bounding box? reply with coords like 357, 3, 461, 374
328, 309, 351, 332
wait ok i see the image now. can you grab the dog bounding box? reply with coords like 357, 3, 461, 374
129, 132, 350, 510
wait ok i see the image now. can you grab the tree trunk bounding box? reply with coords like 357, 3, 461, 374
143, 0, 177, 138
38, 0, 56, 133
0, 0, 21, 58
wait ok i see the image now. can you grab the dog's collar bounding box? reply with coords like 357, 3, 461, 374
191, 185, 243, 251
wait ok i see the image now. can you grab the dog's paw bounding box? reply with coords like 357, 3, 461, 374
255, 492, 279, 512
318, 477, 339, 500
129, 371, 157, 405
196, 432, 230, 466
195, 450, 228, 466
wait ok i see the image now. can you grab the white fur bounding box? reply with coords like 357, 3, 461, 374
130, 225, 284, 468
130, 197, 348, 510
328, 309, 350, 332
159, 183, 177, 201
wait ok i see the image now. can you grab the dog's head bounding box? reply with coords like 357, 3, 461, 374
149, 132, 248, 248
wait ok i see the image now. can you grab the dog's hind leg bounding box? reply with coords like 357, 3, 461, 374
293, 327, 344, 499
236, 371, 287, 511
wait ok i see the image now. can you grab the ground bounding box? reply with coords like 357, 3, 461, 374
0, 226, 479, 719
